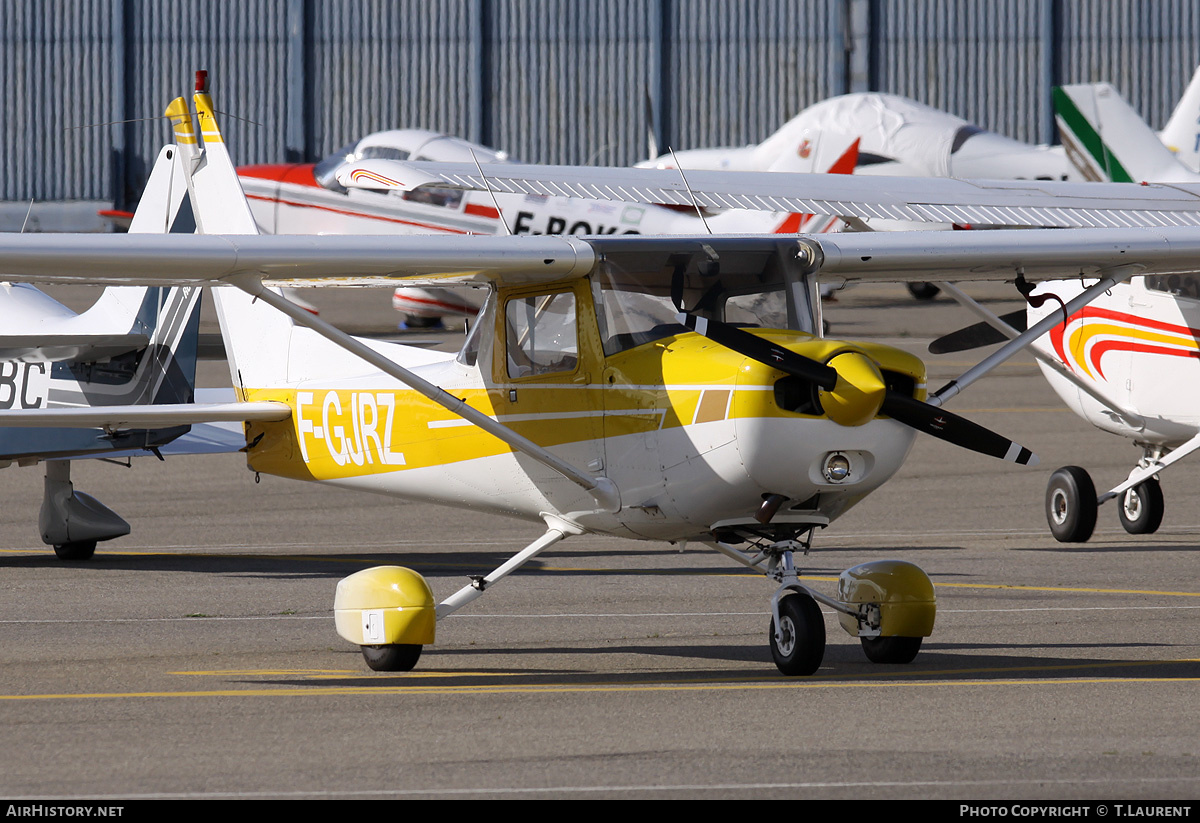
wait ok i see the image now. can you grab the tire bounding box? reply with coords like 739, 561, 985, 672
769, 593, 825, 676
361, 644, 422, 672
1118, 477, 1164, 535
907, 282, 941, 301
861, 635, 922, 664
1045, 466, 1097, 543
53, 540, 97, 561
400, 315, 444, 330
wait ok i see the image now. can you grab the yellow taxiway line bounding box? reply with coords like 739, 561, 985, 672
1, 658, 1198, 702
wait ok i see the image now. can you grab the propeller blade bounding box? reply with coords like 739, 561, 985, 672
928, 310, 1027, 354
675, 313, 838, 390
674, 309, 1037, 465
881, 392, 1038, 465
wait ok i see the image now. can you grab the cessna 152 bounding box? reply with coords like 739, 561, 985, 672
8, 77, 1200, 676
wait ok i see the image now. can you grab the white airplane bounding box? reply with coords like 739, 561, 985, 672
639, 91, 1091, 301
0, 142, 250, 559
8, 77, 1200, 676
238, 127, 857, 325
641, 91, 1081, 182
932, 78, 1200, 544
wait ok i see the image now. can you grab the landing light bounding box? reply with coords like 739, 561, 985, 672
823, 453, 851, 483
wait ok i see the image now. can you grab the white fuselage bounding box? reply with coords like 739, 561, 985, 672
1031, 276, 1200, 447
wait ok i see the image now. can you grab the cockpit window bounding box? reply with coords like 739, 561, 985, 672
358, 146, 410, 162
1146, 273, 1200, 302
457, 288, 495, 367
313, 145, 414, 195
402, 187, 465, 209
505, 292, 578, 378
592, 239, 816, 356
313, 142, 357, 193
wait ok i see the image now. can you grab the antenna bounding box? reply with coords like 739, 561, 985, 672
469, 149, 510, 236
20, 198, 34, 233
668, 147, 712, 234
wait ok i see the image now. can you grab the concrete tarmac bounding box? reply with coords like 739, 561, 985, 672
1, 284, 1198, 800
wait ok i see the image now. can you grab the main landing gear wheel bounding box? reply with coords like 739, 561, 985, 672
1045, 466, 1097, 543
907, 282, 941, 301
1119, 477, 1164, 535
861, 635, 922, 664
52, 540, 97, 561
770, 593, 825, 676
361, 644, 422, 672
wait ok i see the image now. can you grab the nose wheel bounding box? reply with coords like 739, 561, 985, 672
770, 592, 825, 676
361, 644, 423, 672
1118, 477, 1164, 535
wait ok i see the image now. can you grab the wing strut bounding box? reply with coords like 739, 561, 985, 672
929, 266, 1140, 407
935, 281, 1145, 429
228, 275, 622, 513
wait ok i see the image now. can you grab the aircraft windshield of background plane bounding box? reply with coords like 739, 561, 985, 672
591, 241, 816, 355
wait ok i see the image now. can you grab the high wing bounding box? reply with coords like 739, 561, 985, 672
1, 226, 1199, 288
339, 158, 1200, 229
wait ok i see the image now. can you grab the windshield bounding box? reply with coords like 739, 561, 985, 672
590, 239, 816, 356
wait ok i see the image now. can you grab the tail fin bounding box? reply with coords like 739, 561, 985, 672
1053, 83, 1200, 183
169, 73, 293, 392
1160, 64, 1200, 174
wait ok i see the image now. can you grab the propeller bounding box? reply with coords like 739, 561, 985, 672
928, 310, 1027, 354
668, 263, 1036, 465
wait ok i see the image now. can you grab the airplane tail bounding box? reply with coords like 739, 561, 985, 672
705, 137, 861, 235
166, 73, 295, 393
0, 140, 204, 464
1053, 83, 1200, 183
1159, 65, 1200, 174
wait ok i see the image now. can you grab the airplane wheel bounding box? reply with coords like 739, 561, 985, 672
907, 282, 941, 301
361, 644, 422, 672
53, 540, 97, 561
861, 635, 922, 664
769, 593, 825, 676
1045, 466, 1097, 543
1118, 477, 1164, 535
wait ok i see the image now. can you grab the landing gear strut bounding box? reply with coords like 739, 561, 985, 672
1046, 439, 1188, 542
709, 527, 936, 676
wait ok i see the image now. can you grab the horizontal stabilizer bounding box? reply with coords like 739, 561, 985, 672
0, 401, 289, 429
0, 333, 150, 363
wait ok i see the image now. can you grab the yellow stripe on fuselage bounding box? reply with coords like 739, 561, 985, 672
240, 333, 927, 483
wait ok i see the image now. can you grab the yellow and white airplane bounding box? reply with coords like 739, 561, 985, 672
8, 77, 1200, 676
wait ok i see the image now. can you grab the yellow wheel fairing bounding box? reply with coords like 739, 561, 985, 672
334, 566, 436, 646
836, 560, 936, 638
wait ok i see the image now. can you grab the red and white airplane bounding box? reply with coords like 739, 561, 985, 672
237, 129, 856, 326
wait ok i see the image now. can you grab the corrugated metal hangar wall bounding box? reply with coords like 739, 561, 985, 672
2, 0, 1199, 206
